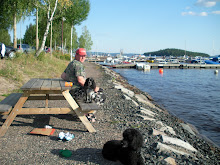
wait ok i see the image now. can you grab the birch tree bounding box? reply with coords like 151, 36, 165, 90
35, 0, 58, 56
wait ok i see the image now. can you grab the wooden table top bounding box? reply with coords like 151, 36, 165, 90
21, 78, 72, 91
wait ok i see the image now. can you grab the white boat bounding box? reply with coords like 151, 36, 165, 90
136, 63, 150, 71
156, 58, 167, 64
168, 59, 179, 64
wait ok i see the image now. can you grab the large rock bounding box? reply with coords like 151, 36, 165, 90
136, 114, 155, 121
161, 135, 197, 152
114, 82, 134, 97
140, 107, 156, 117
156, 121, 176, 135
180, 123, 196, 135
156, 142, 190, 155
151, 128, 167, 136
164, 157, 177, 165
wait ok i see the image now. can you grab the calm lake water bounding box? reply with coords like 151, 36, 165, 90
113, 68, 220, 147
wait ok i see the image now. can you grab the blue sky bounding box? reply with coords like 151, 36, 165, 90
11, 0, 220, 55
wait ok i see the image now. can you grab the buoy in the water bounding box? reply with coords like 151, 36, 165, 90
214, 70, 218, 74
159, 68, 163, 74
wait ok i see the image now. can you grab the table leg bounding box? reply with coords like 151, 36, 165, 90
62, 90, 96, 133
45, 94, 49, 108
0, 93, 29, 137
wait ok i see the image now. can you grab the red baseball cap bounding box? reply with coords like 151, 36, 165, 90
76, 48, 87, 56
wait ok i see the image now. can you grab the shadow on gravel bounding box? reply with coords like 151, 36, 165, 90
51, 148, 116, 164
0, 114, 80, 127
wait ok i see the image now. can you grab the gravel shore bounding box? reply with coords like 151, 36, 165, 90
0, 62, 219, 165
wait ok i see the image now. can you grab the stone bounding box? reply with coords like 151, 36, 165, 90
156, 121, 176, 135
114, 83, 134, 97
140, 107, 156, 117
135, 94, 155, 108
157, 142, 190, 155
151, 128, 167, 136
161, 135, 197, 152
136, 114, 155, 121
160, 125, 176, 135
180, 123, 196, 135
164, 157, 177, 165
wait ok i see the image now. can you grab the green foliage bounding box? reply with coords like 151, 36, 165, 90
78, 26, 93, 51
23, 24, 36, 46
0, 29, 12, 45
144, 48, 210, 57
0, 0, 35, 29
62, 0, 90, 26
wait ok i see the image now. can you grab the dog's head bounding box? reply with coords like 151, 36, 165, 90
121, 128, 143, 150
84, 77, 96, 90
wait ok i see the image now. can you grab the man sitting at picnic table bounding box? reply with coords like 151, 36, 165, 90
61, 48, 99, 122
61, 48, 99, 92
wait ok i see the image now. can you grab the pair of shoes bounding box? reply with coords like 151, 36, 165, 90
85, 113, 96, 122
58, 132, 74, 141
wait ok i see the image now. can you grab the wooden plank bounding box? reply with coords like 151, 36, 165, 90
0, 104, 12, 113
18, 108, 74, 115
59, 80, 74, 91
41, 79, 52, 90
0, 111, 10, 115
30, 79, 44, 90
62, 90, 96, 133
60, 80, 70, 91
75, 99, 101, 111
0, 93, 23, 112
27, 95, 65, 100
21, 78, 38, 90
51, 79, 62, 90
0, 93, 29, 137
45, 94, 49, 108
23, 90, 62, 95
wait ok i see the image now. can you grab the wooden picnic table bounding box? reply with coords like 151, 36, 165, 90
0, 78, 97, 137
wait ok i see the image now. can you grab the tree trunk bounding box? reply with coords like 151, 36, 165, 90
13, 13, 17, 48
35, 20, 51, 56
35, 0, 58, 57
36, 7, 39, 50
70, 25, 73, 61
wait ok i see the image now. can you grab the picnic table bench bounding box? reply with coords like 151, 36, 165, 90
0, 78, 101, 137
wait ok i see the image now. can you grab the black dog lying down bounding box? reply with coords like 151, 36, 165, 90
102, 128, 145, 165
70, 77, 106, 105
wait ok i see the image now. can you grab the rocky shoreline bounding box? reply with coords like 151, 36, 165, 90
0, 62, 219, 164
100, 63, 220, 164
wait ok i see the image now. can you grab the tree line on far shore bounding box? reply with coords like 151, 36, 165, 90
144, 48, 210, 57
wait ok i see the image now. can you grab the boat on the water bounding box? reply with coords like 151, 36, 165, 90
205, 60, 220, 64
136, 63, 150, 71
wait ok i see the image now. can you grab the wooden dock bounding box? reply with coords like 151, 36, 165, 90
100, 63, 220, 69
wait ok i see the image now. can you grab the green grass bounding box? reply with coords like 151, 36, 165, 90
0, 51, 70, 96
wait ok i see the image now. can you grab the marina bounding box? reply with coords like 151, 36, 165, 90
99, 63, 220, 69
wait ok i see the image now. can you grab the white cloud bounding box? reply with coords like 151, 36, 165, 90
182, 11, 196, 16
181, 11, 196, 16
195, 0, 216, 7
212, 10, 220, 14
199, 12, 208, 16
181, 11, 209, 16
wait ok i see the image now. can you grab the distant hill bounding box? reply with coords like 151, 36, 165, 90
144, 48, 210, 57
